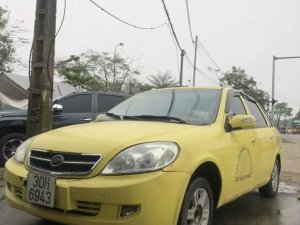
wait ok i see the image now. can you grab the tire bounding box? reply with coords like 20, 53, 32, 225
259, 158, 280, 197
0, 133, 26, 167
178, 178, 214, 225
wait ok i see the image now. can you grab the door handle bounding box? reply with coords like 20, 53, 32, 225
80, 118, 92, 121
252, 138, 256, 143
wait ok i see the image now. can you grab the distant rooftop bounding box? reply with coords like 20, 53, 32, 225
4, 73, 79, 99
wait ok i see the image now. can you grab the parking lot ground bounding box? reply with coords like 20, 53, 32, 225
213, 191, 300, 225
281, 134, 300, 144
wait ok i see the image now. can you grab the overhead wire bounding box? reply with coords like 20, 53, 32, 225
46, 0, 67, 89
161, 0, 183, 50
28, 1, 67, 84
164, 23, 181, 75
185, 0, 194, 44
185, 55, 220, 86
198, 40, 222, 72
89, 0, 166, 30
184, 0, 222, 84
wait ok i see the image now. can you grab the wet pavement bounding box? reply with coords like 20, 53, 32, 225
1, 186, 299, 225
281, 134, 300, 144
213, 191, 300, 225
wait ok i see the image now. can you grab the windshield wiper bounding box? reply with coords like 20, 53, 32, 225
105, 112, 122, 119
105, 113, 140, 121
128, 115, 187, 124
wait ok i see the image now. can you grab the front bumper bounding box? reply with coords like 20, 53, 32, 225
5, 159, 190, 225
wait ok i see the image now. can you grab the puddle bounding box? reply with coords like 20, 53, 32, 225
278, 182, 299, 195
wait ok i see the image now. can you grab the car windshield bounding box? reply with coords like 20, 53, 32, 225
103, 89, 221, 125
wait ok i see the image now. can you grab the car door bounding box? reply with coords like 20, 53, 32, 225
53, 93, 95, 129
223, 91, 257, 201
242, 96, 276, 185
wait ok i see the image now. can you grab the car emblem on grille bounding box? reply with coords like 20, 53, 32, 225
50, 155, 64, 167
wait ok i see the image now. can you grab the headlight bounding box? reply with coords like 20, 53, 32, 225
13, 138, 32, 163
102, 142, 179, 175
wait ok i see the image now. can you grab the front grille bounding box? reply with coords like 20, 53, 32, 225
28, 149, 102, 176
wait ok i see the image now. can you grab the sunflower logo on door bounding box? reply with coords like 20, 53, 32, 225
235, 147, 252, 182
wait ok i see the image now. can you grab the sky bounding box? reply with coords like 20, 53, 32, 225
2, 0, 300, 114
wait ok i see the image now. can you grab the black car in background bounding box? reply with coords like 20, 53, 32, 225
0, 91, 130, 166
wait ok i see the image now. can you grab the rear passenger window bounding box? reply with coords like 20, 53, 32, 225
98, 95, 124, 112
59, 94, 92, 113
244, 99, 267, 127
229, 96, 247, 115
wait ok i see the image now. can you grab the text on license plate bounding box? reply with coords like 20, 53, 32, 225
26, 172, 56, 208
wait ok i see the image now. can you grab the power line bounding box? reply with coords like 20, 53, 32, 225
161, 0, 183, 50
185, 0, 194, 44
198, 40, 222, 72
165, 24, 180, 74
46, 0, 67, 89
89, 0, 165, 30
185, 55, 220, 85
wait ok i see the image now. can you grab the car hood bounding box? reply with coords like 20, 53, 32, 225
28, 121, 215, 176
30, 121, 197, 156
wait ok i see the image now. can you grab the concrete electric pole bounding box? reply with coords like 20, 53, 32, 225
27, 0, 57, 137
179, 49, 186, 86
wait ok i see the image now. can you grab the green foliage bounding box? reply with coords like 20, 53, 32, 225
274, 102, 292, 128
56, 55, 101, 91
123, 78, 153, 95
147, 71, 178, 88
56, 50, 141, 93
294, 109, 300, 120
0, 6, 16, 73
220, 66, 270, 109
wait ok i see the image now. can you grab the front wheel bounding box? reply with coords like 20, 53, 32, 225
259, 158, 280, 197
0, 133, 26, 166
178, 178, 214, 225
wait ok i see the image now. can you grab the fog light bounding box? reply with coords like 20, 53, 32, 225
120, 205, 139, 217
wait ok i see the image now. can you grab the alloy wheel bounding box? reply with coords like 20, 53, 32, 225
2, 139, 23, 160
186, 187, 210, 225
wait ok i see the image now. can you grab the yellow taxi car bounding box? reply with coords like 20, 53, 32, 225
5, 87, 281, 225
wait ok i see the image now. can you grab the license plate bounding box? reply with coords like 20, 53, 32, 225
26, 172, 56, 208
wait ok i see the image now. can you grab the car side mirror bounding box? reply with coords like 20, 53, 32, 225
53, 104, 63, 115
229, 115, 256, 130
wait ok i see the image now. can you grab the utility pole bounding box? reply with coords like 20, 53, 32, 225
27, 0, 57, 138
113, 42, 124, 92
192, 35, 198, 87
179, 49, 185, 86
271, 55, 300, 122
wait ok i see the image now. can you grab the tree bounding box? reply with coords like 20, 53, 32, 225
123, 78, 153, 95
0, 6, 16, 73
294, 109, 300, 120
147, 71, 178, 88
220, 66, 270, 109
56, 50, 141, 93
83, 50, 140, 92
274, 102, 292, 128
56, 55, 101, 92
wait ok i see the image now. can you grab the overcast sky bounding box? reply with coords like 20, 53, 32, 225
2, 0, 300, 114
